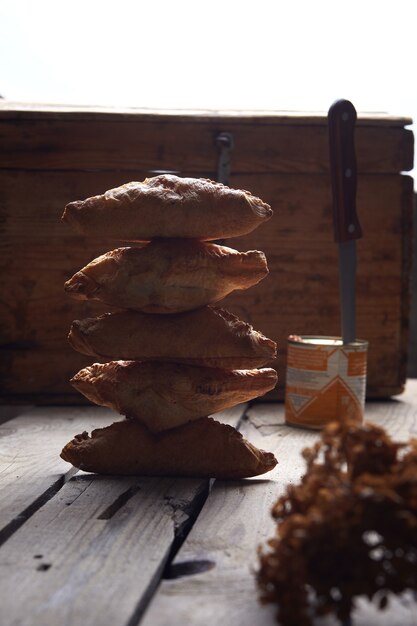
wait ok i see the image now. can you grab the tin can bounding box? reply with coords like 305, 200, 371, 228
284, 335, 368, 429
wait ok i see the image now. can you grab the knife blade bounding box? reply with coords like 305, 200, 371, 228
328, 99, 363, 344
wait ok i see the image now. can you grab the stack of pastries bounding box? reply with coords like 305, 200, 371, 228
60, 175, 278, 479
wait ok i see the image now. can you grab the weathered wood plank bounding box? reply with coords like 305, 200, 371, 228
0, 406, 116, 538
140, 403, 319, 626
409, 194, 417, 378
0, 403, 245, 537
0, 117, 413, 173
0, 475, 209, 626
142, 388, 417, 626
365, 378, 417, 439
0, 102, 412, 126
224, 173, 414, 399
0, 171, 413, 400
0, 404, 245, 626
245, 379, 417, 441
0, 404, 33, 425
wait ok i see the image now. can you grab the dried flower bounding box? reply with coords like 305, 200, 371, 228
257, 420, 417, 625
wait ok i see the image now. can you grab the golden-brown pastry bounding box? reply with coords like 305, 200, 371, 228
71, 361, 278, 432
62, 175, 273, 241
64, 240, 268, 314
68, 306, 277, 369
60, 417, 277, 478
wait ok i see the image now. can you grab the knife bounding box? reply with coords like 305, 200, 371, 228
328, 99, 363, 344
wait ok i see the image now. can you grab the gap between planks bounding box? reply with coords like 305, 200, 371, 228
0, 403, 246, 543
0, 406, 116, 539
0, 403, 247, 626
1, 383, 417, 625
140, 381, 417, 626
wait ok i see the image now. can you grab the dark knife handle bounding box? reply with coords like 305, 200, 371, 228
328, 99, 363, 243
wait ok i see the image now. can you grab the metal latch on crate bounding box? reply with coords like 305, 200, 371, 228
216, 132, 234, 185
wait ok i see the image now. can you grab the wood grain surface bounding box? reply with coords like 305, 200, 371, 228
0, 170, 413, 400
0, 388, 416, 625
0, 475, 208, 626
0, 102, 412, 125
0, 107, 413, 173
0, 105, 414, 402
142, 380, 417, 626
0, 404, 245, 626
0, 406, 115, 537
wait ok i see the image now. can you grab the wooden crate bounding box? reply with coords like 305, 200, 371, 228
0, 102, 414, 402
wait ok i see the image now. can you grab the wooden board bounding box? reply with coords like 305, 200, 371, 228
0, 104, 414, 402
408, 195, 417, 377
224, 173, 414, 399
142, 380, 417, 626
0, 404, 245, 626
0, 474, 210, 626
0, 170, 413, 400
0, 404, 245, 536
0, 106, 413, 174
1, 474, 201, 625
0, 102, 412, 125
0, 406, 115, 540
0, 389, 416, 625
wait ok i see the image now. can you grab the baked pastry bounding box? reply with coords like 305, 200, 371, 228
62, 174, 273, 241
68, 306, 277, 369
64, 240, 268, 314
70, 361, 278, 432
60, 417, 278, 478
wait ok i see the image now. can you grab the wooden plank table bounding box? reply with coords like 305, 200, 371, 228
0, 381, 416, 626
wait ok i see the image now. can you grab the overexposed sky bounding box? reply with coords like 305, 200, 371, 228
0, 0, 416, 125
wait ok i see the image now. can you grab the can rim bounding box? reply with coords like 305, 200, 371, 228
288, 334, 368, 348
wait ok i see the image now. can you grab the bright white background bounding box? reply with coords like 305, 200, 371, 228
0, 0, 415, 175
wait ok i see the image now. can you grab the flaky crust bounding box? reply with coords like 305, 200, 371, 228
71, 361, 278, 432
62, 175, 273, 241
68, 306, 277, 369
60, 417, 277, 478
64, 240, 268, 314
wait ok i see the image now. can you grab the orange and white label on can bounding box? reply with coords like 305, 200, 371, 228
284, 336, 368, 429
